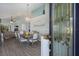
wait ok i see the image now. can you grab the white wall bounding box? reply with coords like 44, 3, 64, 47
30, 4, 49, 35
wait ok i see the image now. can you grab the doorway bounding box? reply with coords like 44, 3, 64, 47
50, 3, 74, 56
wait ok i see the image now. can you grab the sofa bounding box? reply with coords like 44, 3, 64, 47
3, 31, 15, 40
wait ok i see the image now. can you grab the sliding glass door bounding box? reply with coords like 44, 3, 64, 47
51, 3, 74, 56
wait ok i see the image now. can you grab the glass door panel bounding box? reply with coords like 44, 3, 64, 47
52, 3, 73, 56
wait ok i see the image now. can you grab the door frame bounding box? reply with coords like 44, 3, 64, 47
49, 3, 75, 56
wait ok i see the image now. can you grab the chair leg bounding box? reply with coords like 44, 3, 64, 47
32, 40, 33, 45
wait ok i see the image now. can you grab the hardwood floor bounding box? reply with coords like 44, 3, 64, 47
0, 38, 41, 56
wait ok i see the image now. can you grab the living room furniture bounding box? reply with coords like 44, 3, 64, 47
3, 31, 15, 40
29, 31, 39, 45
18, 31, 30, 42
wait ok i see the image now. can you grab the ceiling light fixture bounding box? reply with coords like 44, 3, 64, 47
25, 4, 31, 22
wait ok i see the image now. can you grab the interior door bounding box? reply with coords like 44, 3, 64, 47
52, 3, 73, 56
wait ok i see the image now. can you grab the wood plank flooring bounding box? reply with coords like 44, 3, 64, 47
0, 38, 41, 56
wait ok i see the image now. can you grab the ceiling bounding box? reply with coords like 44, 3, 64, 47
0, 3, 45, 18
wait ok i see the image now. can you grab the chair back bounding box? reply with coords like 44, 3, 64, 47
33, 32, 39, 40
